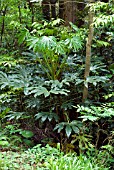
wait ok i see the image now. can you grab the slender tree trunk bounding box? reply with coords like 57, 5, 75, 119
31, 5, 34, 24
50, 0, 57, 19
27, 0, 34, 23
59, 0, 65, 19
51, 4, 56, 19
18, 5, 22, 24
1, 6, 7, 43
42, 0, 50, 20
64, 0, 72, 25
82, 0, 94, 102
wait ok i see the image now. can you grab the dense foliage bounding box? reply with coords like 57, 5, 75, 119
0, 0, 114, 169
0, 144, 112, 169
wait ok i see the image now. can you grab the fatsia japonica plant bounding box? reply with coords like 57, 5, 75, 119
0, 19, 86, 141
20, 20, 84, 80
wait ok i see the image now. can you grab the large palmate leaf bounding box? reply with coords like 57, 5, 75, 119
24, 86, 50, 98
85, 76, 108, 86
35, 112, 59, 122
0, 71, 10, 89
27, 36, 57, 52
65, 36, 82, 52
39, 36, 57, 50
54, 121, 82, 138
0, 66, 33, 89
54, 40, 66, 55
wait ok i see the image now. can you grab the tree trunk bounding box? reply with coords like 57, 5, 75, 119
27, 0, 34, 23
59, 0, 65, 19
1, 6, 7, 43
59, 0, 85, 27
42, 0, 50, 20
82, 0, 94, 102
64, 0, 77, 25
18, 5, 22, 24
50, 0, 57, 19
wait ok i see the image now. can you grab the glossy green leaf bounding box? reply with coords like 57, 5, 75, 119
65, 125, 72, 138
20, 130, 34, 138
72, 126, 80, 134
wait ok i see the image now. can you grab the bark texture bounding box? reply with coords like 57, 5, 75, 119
82, 0, 94, 102
64, 0, 77, 25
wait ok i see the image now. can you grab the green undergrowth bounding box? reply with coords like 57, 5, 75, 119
0, 144, 112, 170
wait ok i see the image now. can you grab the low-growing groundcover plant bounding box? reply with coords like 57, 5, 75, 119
0, 144, 112, 170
